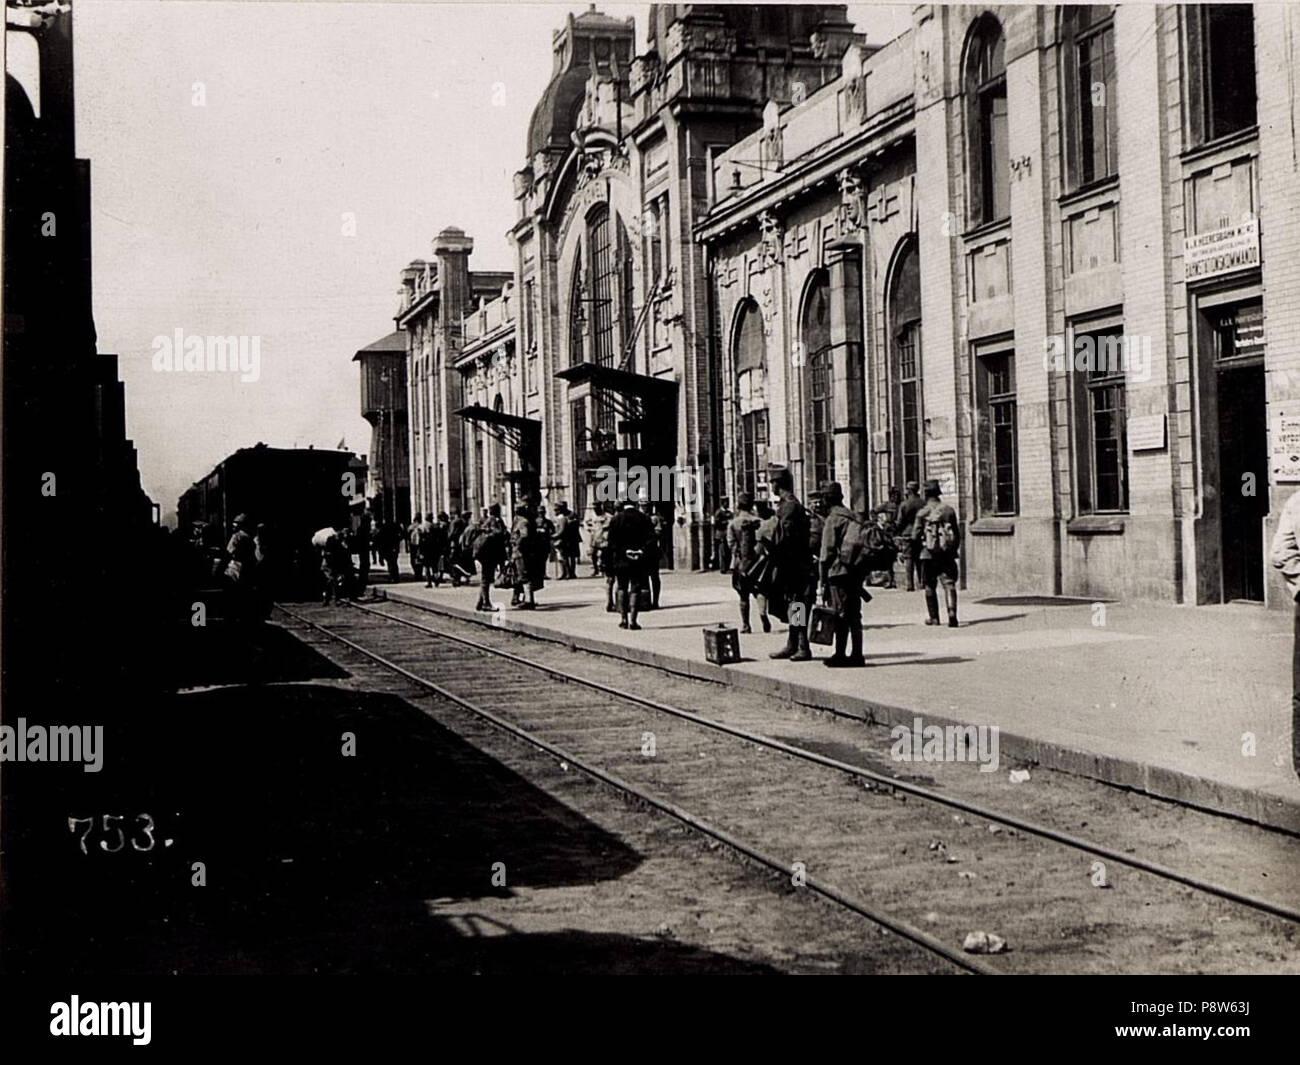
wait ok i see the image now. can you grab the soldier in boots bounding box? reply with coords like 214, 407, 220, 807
916, 479, 960, 627
768, 468, 813, 661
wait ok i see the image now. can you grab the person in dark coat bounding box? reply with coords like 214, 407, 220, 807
769, 468, 814, 661
473, 504, 508, 611
818, 481, 866, 668
895, 481, 924, 592
421, 513, 448, 588
606, 498, 655, 630
916, 479, 960, 627
726, 493, 768, 633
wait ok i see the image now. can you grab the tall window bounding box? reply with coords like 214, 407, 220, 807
734, 299, 768, 500
1185, 5, 1257, 145
1074, 325, 1129, 513
522, 279, 535, 393
976, 349, 1018, 515
568, 251, 584, 366
966, 17, 1009, 225
740, 411, 769, 501
802, 271, 834, 491
889, 240, 923, 488
587, 207, 615, 367
618, 217, 635, 367
1061, 6, 1116, 189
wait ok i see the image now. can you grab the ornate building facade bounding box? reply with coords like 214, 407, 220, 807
696, 3, 1300, 607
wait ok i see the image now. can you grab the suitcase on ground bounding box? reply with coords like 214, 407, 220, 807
808, 604, 837, 646
703, 622, 741, 665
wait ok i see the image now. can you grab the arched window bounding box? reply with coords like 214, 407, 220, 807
965, 17, 1009, 225
587, 206, 615, 367
568, 249, 584, 367
618, 215, 635, 368
889, 240, 923, 489
733, 299, 769, 501
801, 270, 834, 492
1061, 6, 1116, 190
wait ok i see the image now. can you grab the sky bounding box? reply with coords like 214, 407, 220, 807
47, 0, 911, 520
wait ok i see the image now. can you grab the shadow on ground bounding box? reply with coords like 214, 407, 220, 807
1, 619, 772, 974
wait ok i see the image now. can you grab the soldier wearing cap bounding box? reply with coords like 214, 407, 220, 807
895, 480, 924, 592
726, 492, 768, 633
768, 467, 814, 661
818, 481, 866, 667
916, 479, 960, 626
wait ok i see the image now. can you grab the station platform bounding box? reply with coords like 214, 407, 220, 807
380, 567, 1300, 833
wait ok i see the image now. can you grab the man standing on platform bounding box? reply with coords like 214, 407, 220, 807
916, 479, 960, 627
712, 498, 733, 572
1270, 487, 1300, 781
769, 469, 813, 661
895, 480, 924, 592
818, 481, 866, 668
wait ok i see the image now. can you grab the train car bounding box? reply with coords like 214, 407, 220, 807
178, 444, 367, 597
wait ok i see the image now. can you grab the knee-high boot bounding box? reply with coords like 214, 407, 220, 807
924, 588, 940, 625
944, 585, 959, 627
739, 599, 752, 634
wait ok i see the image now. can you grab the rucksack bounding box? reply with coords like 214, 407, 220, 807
922, 511, 958, 555
838, 516, 897, 574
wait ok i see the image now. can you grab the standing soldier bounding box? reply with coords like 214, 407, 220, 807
916, 479, 960, 627
589, 502, 611, 579
818, 482, 866, 667
727, 493, 768, 634
408, 513, 424, 583
711, 498, 734, 572
421, 512, 447, 588
1270, 487, 1300, 780
473, 505, 508, 612
354, 508, 372, 590
895, 481, 924, 592
769, 469, 814, 661
224, 513, 259, 623
607, 496, 656, 630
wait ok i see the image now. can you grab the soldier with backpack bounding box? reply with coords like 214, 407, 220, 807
818, 482, 868, 668
768, 468, 815, 661
726, 493, 769, 634
916, 479, 960, 627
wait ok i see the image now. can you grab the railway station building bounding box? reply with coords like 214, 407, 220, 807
398, 3, 1300, 606
695, 3, 1300, 608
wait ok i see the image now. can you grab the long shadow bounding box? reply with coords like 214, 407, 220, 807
2, 620, 779, 974
959, 613, 1027, 627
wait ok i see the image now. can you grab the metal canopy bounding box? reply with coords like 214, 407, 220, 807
454, 404, 542, 459
555, 364, 677, 443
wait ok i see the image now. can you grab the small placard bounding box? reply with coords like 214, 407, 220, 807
1128, 413, 1166, 452
1271, 413, 1300, 482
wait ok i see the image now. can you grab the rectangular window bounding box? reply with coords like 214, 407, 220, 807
1065, 9, 1117, 189
895, 322, 923, 487
740, 409, 769, 501
1186, 5, 1257, 145
976, 349, 1018, 515
1073, 326, 1129, 514
979, 85, 1010, 222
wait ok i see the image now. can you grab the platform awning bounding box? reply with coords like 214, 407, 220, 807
555, 362, 677, 402
454, 404, 542, 460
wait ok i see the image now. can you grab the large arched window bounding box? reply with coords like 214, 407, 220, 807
1061, 6, 1116, 190
618, 215, 635, 368
587, 206, 615, 367
568, 248, 584, 367
889, 239, 923, 489
733, 299, 769, 501
965, 17, 1009, 225
801, 270, 834, 492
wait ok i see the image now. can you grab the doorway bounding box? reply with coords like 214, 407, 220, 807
1216, 360, 1266, 602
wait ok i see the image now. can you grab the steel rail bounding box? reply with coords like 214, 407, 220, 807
348, 597, 1300, 928
276, 603, 996, 976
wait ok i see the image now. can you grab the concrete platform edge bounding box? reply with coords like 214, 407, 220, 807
381, 587, 1300, 835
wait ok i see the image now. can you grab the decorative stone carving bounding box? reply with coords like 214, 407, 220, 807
759, 210, 783, 268
782, 225, 809, 261
761, 124, 783, 171
844, 73, 868, 126
837, 169, 866, 232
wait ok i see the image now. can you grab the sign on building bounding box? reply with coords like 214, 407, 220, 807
1271, 412, 1300, 483
1183, 217, 1260, 282
1128, 413, 1167, 452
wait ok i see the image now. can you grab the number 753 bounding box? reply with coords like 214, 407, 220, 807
67, 813, 157, 854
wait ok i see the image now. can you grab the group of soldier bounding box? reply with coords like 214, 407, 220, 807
717, 474, 961, 668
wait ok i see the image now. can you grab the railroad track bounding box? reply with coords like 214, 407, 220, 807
276, 599, 1300, 974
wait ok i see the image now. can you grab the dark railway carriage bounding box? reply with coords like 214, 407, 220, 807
178, 444, 367, 595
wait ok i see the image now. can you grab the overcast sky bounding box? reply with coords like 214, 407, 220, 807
53, 1, 910, 519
